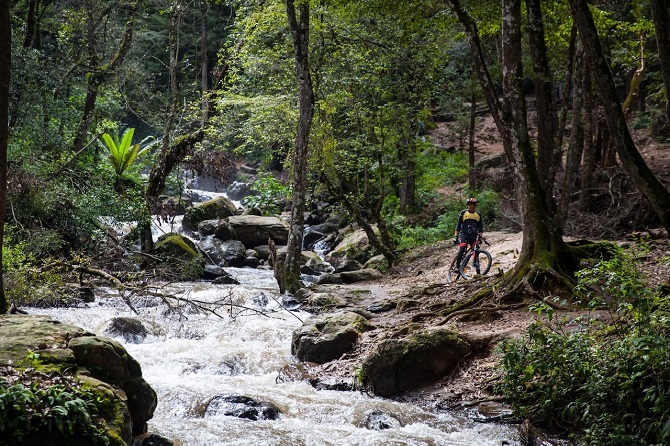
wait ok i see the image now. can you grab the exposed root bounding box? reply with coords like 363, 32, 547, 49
436, 302, 527, 325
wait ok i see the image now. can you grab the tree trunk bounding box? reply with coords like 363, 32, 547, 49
622, 37, 645, 117
651, 0, 670, 122
500, 0, 564, 271
200, 0, 209, 123
558, 44, 585, 228
398, 139, 416, 214
525, 0, 557, 204
447, 0, 573, 295
581, 61, 595, 208
569, 0, 670, 230
468, 88, 478, 190
283, 0, 314, 294
141, 2, 183, 256
0, 0, 8, 312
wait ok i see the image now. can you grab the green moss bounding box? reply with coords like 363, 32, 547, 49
154, 233, 199, 258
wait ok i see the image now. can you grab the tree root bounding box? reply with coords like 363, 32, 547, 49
436, 302, 527, 325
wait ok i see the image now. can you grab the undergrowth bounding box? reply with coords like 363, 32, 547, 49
496, 244, 670, 445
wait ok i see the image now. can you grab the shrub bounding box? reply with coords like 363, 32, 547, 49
496, 245, 670, 445
243, 172, 289, 215
0, 367, 111, 445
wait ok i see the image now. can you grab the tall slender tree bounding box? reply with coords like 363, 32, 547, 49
281, 0, 314, 294
0, 0, 10, 313
569, 0, 670, 231
651, 0, 670, 122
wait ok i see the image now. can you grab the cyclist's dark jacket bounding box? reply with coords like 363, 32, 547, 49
455, 210, 483, 238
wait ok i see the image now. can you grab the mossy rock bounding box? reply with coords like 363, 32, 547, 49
291, 311, 374, 364
182, 196, 238, 229
154, 233, 200, 259
361, 327, 471, 397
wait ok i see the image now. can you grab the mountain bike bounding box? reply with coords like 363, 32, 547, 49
447, 234, 492, 283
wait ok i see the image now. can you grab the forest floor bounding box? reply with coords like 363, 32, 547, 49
307, 111, 670, 422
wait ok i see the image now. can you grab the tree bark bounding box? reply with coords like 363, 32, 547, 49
200, 0, 209, 123
558, 45, 585, 228
581, 60, 595, 208
468, 88, 477, 190
525, 0, 557, 203
569, 0, 670, 230
283, 0, 314, 294
651, 0, 670, 122
500, 0, 564, 271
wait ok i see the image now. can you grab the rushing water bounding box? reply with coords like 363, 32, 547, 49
30, 268, 521, 446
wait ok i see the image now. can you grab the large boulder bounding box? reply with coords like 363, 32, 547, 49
361, 327, 471, 397
227, 215, 289, 247
154, 233, 200, 259
325, 228, 377, 267
199, 236, 246, 267
182, 196, 238, 230
0, 315, 157, 445
291, 311, 374, 364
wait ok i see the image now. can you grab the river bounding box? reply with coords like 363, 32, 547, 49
30, 267, 521, 446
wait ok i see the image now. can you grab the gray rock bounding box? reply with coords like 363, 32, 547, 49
291, 311, 374, 364
182, 196, 238, 229
227, 215, 289, 247
200, 395, 281, 421
361, 327, 471, 397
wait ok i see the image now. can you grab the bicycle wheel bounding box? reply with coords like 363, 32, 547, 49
459, 250, 492, 280
447, 255, 461, 283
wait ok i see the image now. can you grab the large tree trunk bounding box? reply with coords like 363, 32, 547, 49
282, 0, 314, 294
500, 0, 564, 271
651, 0, 670, 122
569, 0, 670, 230
0, 0, 9, 313
525, 0, 557, 204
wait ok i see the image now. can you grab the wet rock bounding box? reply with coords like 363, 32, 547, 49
99, 317, 149, 344
362, 410, 402, 430
201, 395, 281, 421
361, 327, 471, 397
303, 230, 325, 249
213, 220, 237, 241
132, 433, 174, 446
292, 311, 374, 364
202, 265, 240, 284
200, 237, 246, 267
226, 181, 252, 201
77, 286, 96, 302
244, 256, 261, 268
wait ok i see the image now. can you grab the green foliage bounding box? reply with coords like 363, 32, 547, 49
4, 265, 70, 307
0, 368, 110, 445
392, 188, 499, 250
98, 128, 153, 178
496, 246, 670, 445
243, 173, 289, 215
2, 228, 34, 272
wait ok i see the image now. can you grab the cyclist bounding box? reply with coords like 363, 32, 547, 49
453, 197, 484, 273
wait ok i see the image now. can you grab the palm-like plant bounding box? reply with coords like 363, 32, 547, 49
99, 128, 153, 195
